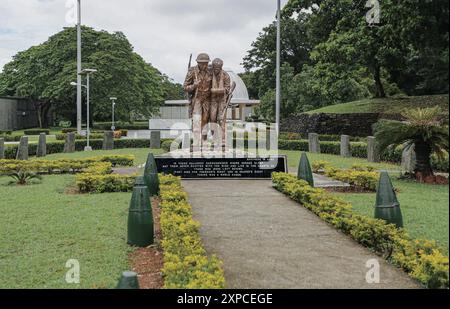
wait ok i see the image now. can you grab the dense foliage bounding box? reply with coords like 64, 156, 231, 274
0, 26, 183, 127
243, 0, 449, 120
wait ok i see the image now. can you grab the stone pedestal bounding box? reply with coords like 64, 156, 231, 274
37, 133, 47, 157
367, 136, 380, 163
64, 132, 76, 153
340, 135, 351, 157
102, 131, 114, 150
401, 145, 416, 174
16, 136, 29, 160
308, 133, 321, 153
0, 138, 4, 159
150, 131, 161, 149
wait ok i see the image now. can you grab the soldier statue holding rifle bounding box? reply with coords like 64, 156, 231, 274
183, 53, 235, 149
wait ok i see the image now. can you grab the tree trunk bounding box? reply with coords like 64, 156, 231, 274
414, 140, 434, 182
374, 65, 386, 98
41, 103, 51, 128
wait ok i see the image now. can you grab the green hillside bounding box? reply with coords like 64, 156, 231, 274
307, 95, 449, 115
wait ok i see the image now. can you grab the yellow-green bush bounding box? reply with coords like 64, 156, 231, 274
311, 160, 331, 174
0, 155, 134, 175
76, 173, 136, 193
159, 175, 225, 289
272, 172, 449, 289
321, 164, 379, 191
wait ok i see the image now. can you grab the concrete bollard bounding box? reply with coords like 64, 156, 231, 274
367, 136, 380, 163
150, 131, 161, 149
0, 138, 4, 159
401, 145, 416, 175
102, 131, 114, 150
127, 176, 154, 247
308, 133, 321, 153
340, 135, 351, 157
116, 271, 140, 289
64, 132, 76, 153
37, 133, 47, 157
16, 136, 29, 160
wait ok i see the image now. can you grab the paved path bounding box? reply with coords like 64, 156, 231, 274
183, 180, 420, 289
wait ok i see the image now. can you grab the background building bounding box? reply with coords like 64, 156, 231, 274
0, 97, 39, 131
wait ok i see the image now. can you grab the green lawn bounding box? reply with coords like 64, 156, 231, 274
0, 174, 132, 288
0, 148, 163, 288
306, 95, 449, 115
333, 178, 449, 253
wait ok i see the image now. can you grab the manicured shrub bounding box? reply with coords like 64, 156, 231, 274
55, 133, 104, 140
323, 165, 379, 191
272, 172, 449, 289
0, 155, 134, 175
61, 128, 77, 133
3, 139, 151, 159
93, 122, 149, 130
159, 175, 225, 289
24, 129, 50, 135
311, 160, 331, 174
76, 173, 136, 193
0, 135, 22, 142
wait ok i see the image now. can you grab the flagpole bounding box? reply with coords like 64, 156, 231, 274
76, 0, 82, 134
275, 0, 281, 136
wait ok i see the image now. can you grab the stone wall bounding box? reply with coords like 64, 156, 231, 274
280, 113, 382, 137
0, 97, 39, 131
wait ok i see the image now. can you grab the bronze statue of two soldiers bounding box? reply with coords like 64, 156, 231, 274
183, 53, 234, 149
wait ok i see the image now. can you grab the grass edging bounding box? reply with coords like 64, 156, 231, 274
272, 172, 449, 289
159, 174, 226, 289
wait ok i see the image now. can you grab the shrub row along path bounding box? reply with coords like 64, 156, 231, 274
183, 180, 420, 289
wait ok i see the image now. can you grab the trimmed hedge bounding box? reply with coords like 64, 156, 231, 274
272, 172, 449, 289
159, 175, 226, 289
23, 129, 50, 135
93, 122, 149, 130
76, 173, 136, 193
3, 139, 153, 159
312, 161, 379, 191
280, 132, 367, 142
278, 139, 448, 172
0, 155, 134, 175
55, 133, 105, 140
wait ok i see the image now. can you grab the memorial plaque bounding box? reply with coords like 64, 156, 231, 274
155, 155, 287, 179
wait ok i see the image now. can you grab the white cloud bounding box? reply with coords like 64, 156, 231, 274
0, 0, 288, 83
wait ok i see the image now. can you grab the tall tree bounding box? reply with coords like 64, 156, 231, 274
0, 26, 175, 127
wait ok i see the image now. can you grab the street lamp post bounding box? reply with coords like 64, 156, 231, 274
76, 0, 82, 134
110, 97, 117, 131
275, 0, 281, 136
73, 69, 97, 151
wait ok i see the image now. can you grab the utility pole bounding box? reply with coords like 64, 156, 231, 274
276, 0, 281, 136
76, 0, 82, 134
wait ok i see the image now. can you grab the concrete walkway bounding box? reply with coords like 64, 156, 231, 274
183, 180, 420, 289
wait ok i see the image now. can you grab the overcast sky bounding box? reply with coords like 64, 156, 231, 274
0, 0, 288, 83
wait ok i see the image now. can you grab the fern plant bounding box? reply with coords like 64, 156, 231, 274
374, 106, 449, 180
8, 170, 42, 185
